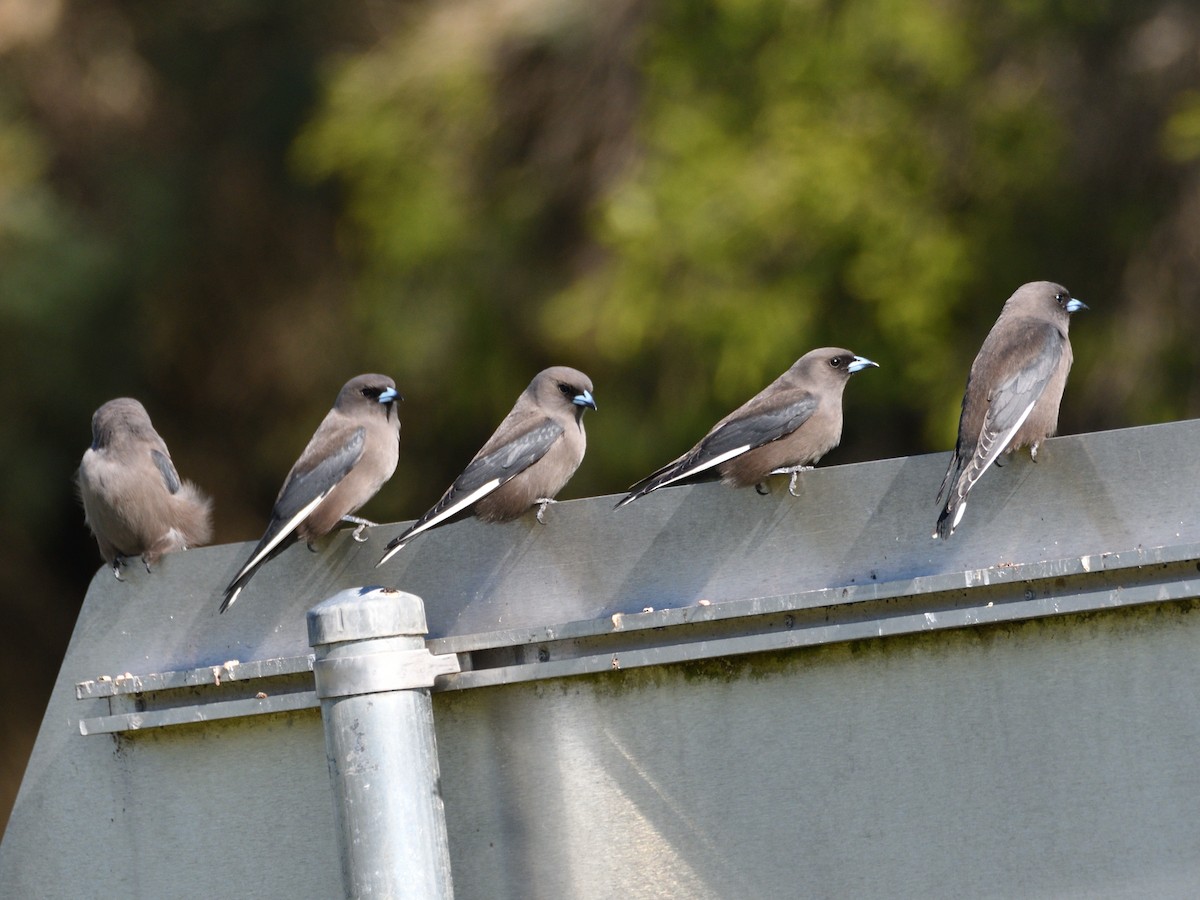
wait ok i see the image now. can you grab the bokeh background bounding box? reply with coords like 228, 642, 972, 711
4, 0, 1200, 831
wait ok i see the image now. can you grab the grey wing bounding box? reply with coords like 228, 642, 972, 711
377, 419, 564, 562
693, 394, 818, 463
272, 427, 366, 523
975, 325, 1065, 470
458, 420, 564, 490
151, 449, 182, 495
620, 393, 818, 503
222, 426, 366, 607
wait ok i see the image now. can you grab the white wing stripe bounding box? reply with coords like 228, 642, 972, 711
653, 445, 752, 491
376, 478, 502, 566
230, 493, 328, 584
967, 400, 1036, 493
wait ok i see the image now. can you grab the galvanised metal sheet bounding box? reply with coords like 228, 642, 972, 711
436, 602, 1200, 900
3, 421, 1199, 898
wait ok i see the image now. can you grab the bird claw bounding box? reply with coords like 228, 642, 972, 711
341, 515, 377, 542
767, 465, 813, 497
110, 559, 125, 581
141, 556, 152, 574
1029, 442, 1040, 462
755, 482, 770, 495
535, 498, 557, 524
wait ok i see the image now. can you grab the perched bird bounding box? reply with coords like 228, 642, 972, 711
77, 398, 212, 578
616, 347, 878, 508
221, 374, 401, 612
376, 366, 595, 565
934, 281, 1087, 539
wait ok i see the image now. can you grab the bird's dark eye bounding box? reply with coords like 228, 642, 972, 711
829, 357, 843, 368
361, 387, 379, 399
1055, 292, 1067, 305
558, 383, 573, 397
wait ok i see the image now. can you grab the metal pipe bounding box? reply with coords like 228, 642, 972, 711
309, 586, 460, 899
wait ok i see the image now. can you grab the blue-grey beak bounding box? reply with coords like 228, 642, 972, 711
848, 356, 879, 374
378, 387, 400, 404
1066, 298, 1087, 313
573, 389, 597, 411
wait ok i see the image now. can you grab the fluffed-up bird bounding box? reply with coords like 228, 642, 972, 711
77, 398, 213, 578
221, 374, 401, 612
615, 347, 878, 508
376, 366, 595, 566
934, 281, 1087, 539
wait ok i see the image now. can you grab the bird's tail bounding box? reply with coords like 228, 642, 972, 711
933, 497, 965, 540
375, 535, 408, 568
613, 487, 647, 509
176, 481, 214, 547
933, 454, 966, 540
613, 462, 691, 509
218, 530, 297, 613
218, 582, 244, 614
935, 453, 960, 509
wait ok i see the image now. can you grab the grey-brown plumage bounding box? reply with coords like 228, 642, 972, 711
377, 366, 595, 566
934, 281, 1087, 539
77, 398, 212, 578
221, 374, 401, 612
616, 347, 878, 508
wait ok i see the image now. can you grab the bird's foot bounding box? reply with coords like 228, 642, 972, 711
342, 514, 377, 542
307, 541, 319, 553
1029, 442, 1040, 462
141, 555, 152, 574
110, 559, 125, 581
535, 498, 557, 524
755, 482, 770, 495
768, 465, 813, 497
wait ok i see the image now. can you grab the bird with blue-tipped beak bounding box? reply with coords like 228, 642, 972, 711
221, 373, 401, 612
616, 347, 878, 508
377, 366, 595, 565
935, 281, 1087, 539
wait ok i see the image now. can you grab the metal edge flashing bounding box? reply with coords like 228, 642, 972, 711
73, 541, 1200, 735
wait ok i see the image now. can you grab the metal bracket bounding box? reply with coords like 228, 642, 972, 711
314, 649, 462, 699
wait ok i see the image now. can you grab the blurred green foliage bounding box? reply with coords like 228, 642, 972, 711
3, 0, 1200, 828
